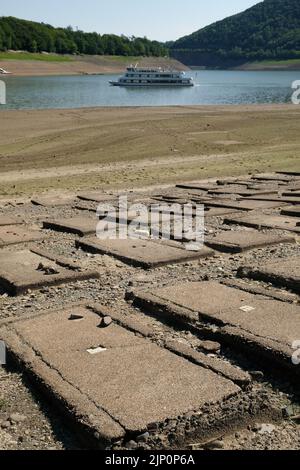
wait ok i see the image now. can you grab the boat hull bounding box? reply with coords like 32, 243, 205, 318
109, 81, 194, 87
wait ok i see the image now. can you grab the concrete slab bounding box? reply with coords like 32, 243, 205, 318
238, 256, 300, 293
77, 192, 115, 203
0, 304, 242, 446
0, 226, 44, 247
277, 171, 300, 177
31, 195, 75, 207
223, 214, 300, 233
130, 281, 300, 373
204, 199, 285, 211
244, 195, 300, 205
205, 230, 294, 253
217, 179, 253, 186
252, 173, 300, 183
208, 187, 277, 197
0, 248, 99, 295
76, 237, 214, 269
281, 206, 300, 218
43, 217, 98, 236
0, 216, 24, 226
176, 182, 218, 191
204, 207, 240, 218
282, 191, 300, 197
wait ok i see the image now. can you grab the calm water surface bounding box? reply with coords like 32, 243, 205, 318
1, 70, 299, 109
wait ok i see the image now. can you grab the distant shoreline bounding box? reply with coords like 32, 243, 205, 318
0, 53, 189, 77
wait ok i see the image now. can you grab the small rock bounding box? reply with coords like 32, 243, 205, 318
98, 316, 113, 328
1, 421, 11, 429
9, 413, 27, 424
125, 440, 138, 450
205, 439, 225, 450
250, 370, 264, 380
137, 432, 150, 442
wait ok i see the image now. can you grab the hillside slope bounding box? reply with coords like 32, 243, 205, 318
171, 0, 300, 67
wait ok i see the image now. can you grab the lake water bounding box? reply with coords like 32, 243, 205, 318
0, 70, 299, 109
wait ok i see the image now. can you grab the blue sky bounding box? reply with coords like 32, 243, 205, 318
0, 0, 260, 41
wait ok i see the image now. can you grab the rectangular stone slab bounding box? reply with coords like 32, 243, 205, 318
31, 196, 75, 207
0, 249, 99, 295
282, 191, 300, 197
76, 237, 214, 269
0, 216, 24, 226
204, 199, 285, 211
77, 192, 116, 203
281, 206, 300, 218
130, 281, 300, 373
277, 171, 300, 177
176, 182, 218, 191
0, 226, 44, 247
208, 187, 277, 197
43, 217, 98, 237
205, 230, 294, 253
223, 214, 300, 233
0, 304, 240, 445
238, 256, 300, 293
252, 173, 300, 183
244, 195, 300, 205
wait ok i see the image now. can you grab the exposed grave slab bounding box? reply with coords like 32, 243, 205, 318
282, 191, 300, 197
252, 173, 300, 183
244, 195, 300, 205
0, 226, 44, 248
176, 182, 218, 191
77, 192, 115, 203
203, 199, 285, 211
281, 206, 300, 218
223, 214, 300, 233
76, 237, 214, 269
0, 304, 248, 447
277, 171, 300, 177
129, 281, 300, 375
43, 217, 98, 237
208, 187, 277, 197
0, 248, 99, 295
238, 256, 300, 293
205, 229, 294, 253
31, 195, 75, 207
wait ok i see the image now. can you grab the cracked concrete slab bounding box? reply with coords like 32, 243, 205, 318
0, 226, 44, 247
130, 281, 300, 374
43, 217, 98, 237
76, 237, 214, 269
31, 195, 76, 207
238, 256, 300, 293
0, 304, 243, 447
223, 214, 300, 233
205, 229, 294, 253
0, 248, 99, 295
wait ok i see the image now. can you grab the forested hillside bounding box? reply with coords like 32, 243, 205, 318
171, 0, 300, 66
0, 16, 168, 57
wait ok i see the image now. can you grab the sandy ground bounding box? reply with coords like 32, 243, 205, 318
0, 104, 300, 198
0, 56, 187, 77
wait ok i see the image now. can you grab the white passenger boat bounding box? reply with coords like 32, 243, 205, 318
110, 65, 194, 87
0, 68, 12, 74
